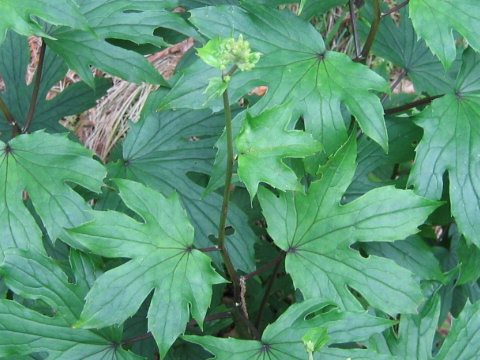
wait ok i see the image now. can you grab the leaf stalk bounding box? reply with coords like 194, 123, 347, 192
381, 0, 410, 17
23, 39, 46, 134
357, 0, 380, 61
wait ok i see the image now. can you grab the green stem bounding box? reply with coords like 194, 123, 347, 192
357, 0, 380, 61
217, 85, 239, 289
23, 39, 46, 134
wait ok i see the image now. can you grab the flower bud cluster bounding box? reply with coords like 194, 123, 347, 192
219, 35, 261, 72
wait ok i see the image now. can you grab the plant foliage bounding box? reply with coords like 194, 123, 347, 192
1, 1, 480, 359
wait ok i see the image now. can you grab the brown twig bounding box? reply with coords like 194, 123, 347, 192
349, 0, 361, 58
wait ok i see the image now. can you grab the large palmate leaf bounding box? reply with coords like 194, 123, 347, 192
0, 30, 111, 140
408, 48, 480, 247
0, 132, 106, 259
359, 5, 461, 95
103, 89, 256, 272
236, 103, 322, 199
258, 135, 440, 314
68, 179, 226, 358
409, 0, 480, 69
0, 248, 143, 360
185, 299, 394, 360
45, 0, 198, 87
0, 0, 90, 46
158, 2, 390, 155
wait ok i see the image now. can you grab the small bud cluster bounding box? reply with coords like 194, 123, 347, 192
219, 35, 261, 72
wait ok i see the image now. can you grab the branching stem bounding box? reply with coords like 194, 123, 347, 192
243, 252, 286, 281
381, 0, 410, 17
384, 94, 443, 115
381, 69, 408, 104
23, 39, 46, 134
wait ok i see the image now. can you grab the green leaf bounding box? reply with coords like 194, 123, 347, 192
204, 77, 228, 104
436, 299, 480, 360
0, 0, 90, 46
345, 116, 421, 201
185, 298, 394, 359
67, 179, 226, 358
408, 48, 480, 247
45, 0, 196, 87
299, 0, 348, 20
0, 132, 106, 259
359, 5, 462, 95
236, 103, 323, 199
0, 248, 143, 359
385, 292, 441, 360
0, 30, 111, 141
160, 2, 390, 154
360, 235, 445, 283
197, 37, 226, 68
258, 134, 440, 313
409, 0, 480, 68
107, 89, 256, 272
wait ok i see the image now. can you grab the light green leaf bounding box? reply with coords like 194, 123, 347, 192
0, 30, 111, 141
0, 132, 106, 259
360, 235, 445, 283
359, 5, 462, 95
409, 0, 480, 68
185, 299, 394, 359
408, 48, 480, 247
236, 103, 323, 199
67, 179, 226, 358
106, 89, 256, 272
0, 248, 143, 360
160, 2, 390, 154
258, 135, 440, 313
0, 0, 90, 46
204, 77, 228, 104
197, 37, 226, 68
45, 0, 196, 87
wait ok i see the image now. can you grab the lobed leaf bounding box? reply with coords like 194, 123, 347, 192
0, 132, 106, 259
68, 179, 226, 358
185, 299, 394, 359
258, 134, 440, 313
236, 103, 323, 199
408, 48, 480, 247
0, 249, 142, 360
409, 0, 480, 68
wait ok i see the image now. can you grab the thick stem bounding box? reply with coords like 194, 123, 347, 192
23, 39, 46, 134
349, 0, 361, 58
0, 96, 20, 135
381, 69, 408, 104
217, 85, 239, 288
255, 258, 282, 329
357, 0, 380, 61
384, 94, 443, 115
382, 0, 410, 17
